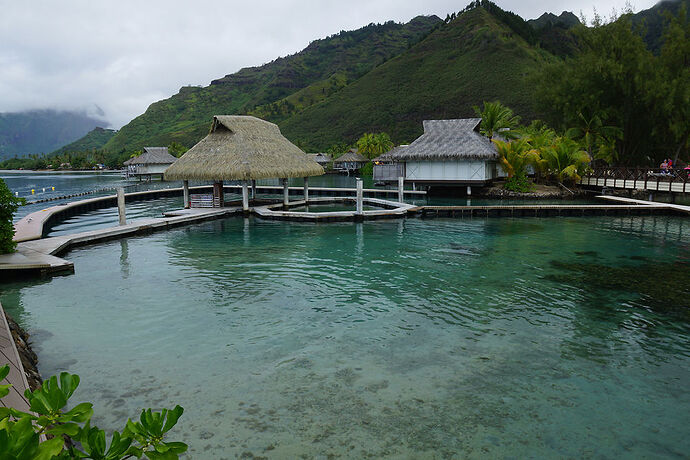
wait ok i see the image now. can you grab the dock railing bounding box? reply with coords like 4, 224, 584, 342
581, 167, 690, 192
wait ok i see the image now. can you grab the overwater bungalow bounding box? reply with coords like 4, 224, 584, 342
373, 145, 407, 184
333, 149, 368, 174
123, 147, 177, 180
307, 153, 332, 168
164, 115, 323, 210
375, 118, 502, 192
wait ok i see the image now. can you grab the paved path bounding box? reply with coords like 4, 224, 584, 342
0, 301, 31, 413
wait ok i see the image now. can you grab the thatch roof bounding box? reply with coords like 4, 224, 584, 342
123, 147, 177, 166
308, 153, 332, 164
373, 145, 408, 162
164, 116, 324, 181
333, 151, 368, 164
389, 119, 497, 161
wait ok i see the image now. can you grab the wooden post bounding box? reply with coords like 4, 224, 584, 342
213, 181, 224, 207
283, 178, 289, 206
356, 178, 363, 215
183, 180, 189, 209
251, 180, 256, 200
117, 188, 126, 225
398, 176, 404, 203
303, 176, 309, 203
242, 181, 249, 211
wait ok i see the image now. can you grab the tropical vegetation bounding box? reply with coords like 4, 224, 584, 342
0, 178, 22, 254
0, 365, 186, 459
355, 133, 393, 159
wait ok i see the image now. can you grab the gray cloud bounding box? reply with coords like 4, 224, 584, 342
0, 0, 657, 128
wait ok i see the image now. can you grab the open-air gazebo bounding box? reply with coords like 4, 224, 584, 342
164, 115, 324, 211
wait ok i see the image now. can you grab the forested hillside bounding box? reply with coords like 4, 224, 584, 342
103, 16, 441, 153
0, 110, 106, 160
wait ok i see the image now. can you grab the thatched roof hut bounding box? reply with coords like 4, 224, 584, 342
164, 115, 324, 181
333, 151, 368, 164
389, 119, 497, 161
307, 153, 332, 166
123, 147, 177, 166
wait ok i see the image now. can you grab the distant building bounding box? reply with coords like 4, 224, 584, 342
307, 153, 332, 168
375, 119, 501, 190
123, 147, 177, 180
333, 149, 368, 174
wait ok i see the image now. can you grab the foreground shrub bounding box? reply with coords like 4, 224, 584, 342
503, 172, 534, 193
0, 364, 187, 459
0, 178, 22, 254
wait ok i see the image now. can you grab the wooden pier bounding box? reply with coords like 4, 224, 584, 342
2, 207, 240, 277
580, 167, 690, 193
13, 185, 426, 242
0, 301, 32, 413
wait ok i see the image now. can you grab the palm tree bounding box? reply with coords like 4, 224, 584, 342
537, 137, 590, 184
356, 132, 393, 159
565, 110, 622, 163
475, 101, 521, 140
492, 138, 539, 178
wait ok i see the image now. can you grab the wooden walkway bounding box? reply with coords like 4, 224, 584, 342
2, 207, 240, 277
580, 167, 690, 193
14, 185, 425, 242
0, 301, 31, 413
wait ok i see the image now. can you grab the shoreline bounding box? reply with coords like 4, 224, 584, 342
3, 311, 42, 391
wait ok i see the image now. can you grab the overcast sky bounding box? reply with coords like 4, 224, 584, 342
0, 0, 659, 128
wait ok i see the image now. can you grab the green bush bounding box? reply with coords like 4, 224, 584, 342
0, 364, 187, 459
503, 172, 533, 193
0, 178, 22, 254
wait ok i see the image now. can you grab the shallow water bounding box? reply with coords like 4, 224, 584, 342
1, 215, 689, 458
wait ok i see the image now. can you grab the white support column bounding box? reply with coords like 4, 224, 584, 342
467, 185, 472, 196
117, 188, 126, 225
356, 178, 363, 215
183, 180, 189, 208
303, 176, 309, 203
242, 181, 249, 211
283, 178, 289, 206
398, 176, 404, 203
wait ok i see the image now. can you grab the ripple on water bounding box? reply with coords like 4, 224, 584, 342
0, 216, 688, 458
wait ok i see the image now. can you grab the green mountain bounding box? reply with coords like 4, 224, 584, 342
50, 127, 117, 156
0, 110, 107, 160
279, 6, 552, 149
633, 0, 684, 53
103, 16, 441, 153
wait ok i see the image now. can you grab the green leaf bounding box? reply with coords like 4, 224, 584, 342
46, 421, 81, 437
145, 450, 180, 460
161, 406, 184, 433
0, 364, 9, 381
61, 402, 94, 423
34, 436, 65, 460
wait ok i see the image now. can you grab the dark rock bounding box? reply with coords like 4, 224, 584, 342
4, 311, 42, 391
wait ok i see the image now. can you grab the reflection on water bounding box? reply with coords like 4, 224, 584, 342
0, 216, 689, 458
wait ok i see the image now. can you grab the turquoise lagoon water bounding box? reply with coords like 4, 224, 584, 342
1, 215, 689, 458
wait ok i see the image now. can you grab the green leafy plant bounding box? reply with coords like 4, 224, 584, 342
0, 365, 187, 459
356, 132, 393, 159
475, 101, 521, 140
0, 178, 23, 254
503, 171, 534, 193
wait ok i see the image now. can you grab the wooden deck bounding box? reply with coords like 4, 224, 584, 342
0, 301, 31, 413
580, 167, 690, 193
14, 185, 426, 242
2, 207, 240, 278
